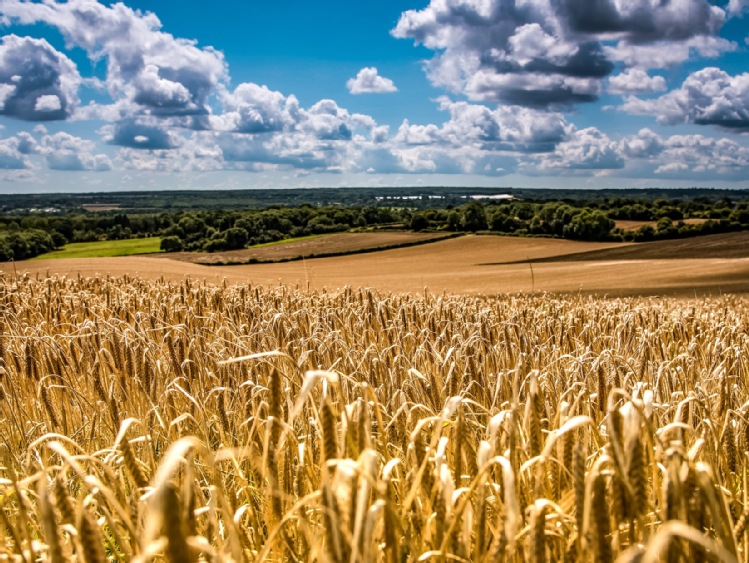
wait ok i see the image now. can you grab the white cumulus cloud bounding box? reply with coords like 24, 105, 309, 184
728, 0, 749, 15
393, 0, 730, 107
346, 67, 397, 94
0, 0, 228, 124
394, 97, 569, 153
39, 131, 112, 171
608, 69, 667, 95
0, 135, 30, 168
0, 34, 80, 121
619, 67, 749, 130
217, 83, 300, 133
604, 36, 735, 69
117, 131, 223, 172
532, 127, 624, 172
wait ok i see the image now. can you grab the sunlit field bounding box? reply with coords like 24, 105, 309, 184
1, 274, 748, 561
32, 238, 163, 260
10, 233, 749, 296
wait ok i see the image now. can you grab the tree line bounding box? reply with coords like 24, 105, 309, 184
1, 195, 749, 261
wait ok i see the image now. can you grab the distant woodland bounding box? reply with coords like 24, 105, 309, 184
2, 187, 749, 260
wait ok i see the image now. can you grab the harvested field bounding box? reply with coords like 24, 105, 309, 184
6, 233, 749, 295
81, 203, 122, 211
164, 231, 454, 264
615, 218, 708, 230
521, 230, 749, 262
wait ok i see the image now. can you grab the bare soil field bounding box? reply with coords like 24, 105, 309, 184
615, 218, 707, 230
522, 230, 749, 262
81, 204, 123, 211
5, 233, 749, 296
163, 231, 453, 264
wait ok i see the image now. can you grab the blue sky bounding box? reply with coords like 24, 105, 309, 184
0, 0, 748, 193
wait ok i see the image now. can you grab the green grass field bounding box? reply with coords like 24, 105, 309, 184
32, 237, 163, 260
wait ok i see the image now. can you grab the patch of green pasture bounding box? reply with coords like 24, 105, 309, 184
32, 237, 163, 259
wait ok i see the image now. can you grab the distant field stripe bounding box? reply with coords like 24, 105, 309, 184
250, 234, 326, 248
32, 237, 163, 259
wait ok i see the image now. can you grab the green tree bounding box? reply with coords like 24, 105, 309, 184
50, 230, 67, 248
160, 236, 183, 253
563, 210, 614, 241
447, 210, 461, 231
656, 217, 675, 235
410, 213, 429, 232
460, 202, 487, 232
222, 227, 249, 250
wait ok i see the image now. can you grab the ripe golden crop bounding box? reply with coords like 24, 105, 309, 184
0, 274, 747, 561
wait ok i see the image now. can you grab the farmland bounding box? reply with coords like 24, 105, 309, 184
1, 273, 748, 561
32, 237, 163, 260
5, 188, 749, 261
3, 231, 749, 561
614, 218, 709, 231
164, 231, 455, 265
7, 231, 749, 296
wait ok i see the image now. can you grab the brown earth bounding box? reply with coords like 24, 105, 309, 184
615, 218, 708, 231
81, 204, 122, 212
4, 233, 749, 296
163, 231, 453, 264
518, 230, 749, 262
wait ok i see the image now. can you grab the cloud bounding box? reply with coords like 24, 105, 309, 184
490, 105, 569, 151
213, 93, 517, 176
532, 127, 624, 171
544, 128, 749, 180
215, 83, 389, 147
346, 67, 397, 94
0, 135, 30, 168
465, 70, 601, 106
219, 130, 345, 172
656, 134, 749, 177
213, 96, 365, 170
216, 83, 299, 133
394, 98, 569, 153
520, 126, 749, 181
378, 143, 518, 176
728, 0, 749, 16
1, 0, 746, 183
608, 69, 666, 95
102, 118, 182, 149
205, 83, 398, 173
15, 131, 38, 154
393, 0, 730, 107
0, 34, 80, 120
619, 67, 749, 130
620, 131, 749, 179
0, 129, 111, 171
619, 128, 664, 159
557, 0, 724, 42
0, 0, 227, 120
2, 168, 35, 182
395, 121, 442, 146
392, 1, 612, 106
604, 36, 735, 68
303, 99, 354, 140
117, 131, 223, 172
39, 131, 112, 171
380, 98, 573, 175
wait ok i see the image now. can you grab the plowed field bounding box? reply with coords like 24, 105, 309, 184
5, 232, 749, 296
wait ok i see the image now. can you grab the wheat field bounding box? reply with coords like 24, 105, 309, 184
1, 273, 748, 562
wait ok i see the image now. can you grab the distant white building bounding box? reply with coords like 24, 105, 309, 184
469, 194, 514, 201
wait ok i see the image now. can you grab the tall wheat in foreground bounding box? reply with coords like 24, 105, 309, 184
1, 273, 748, 562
